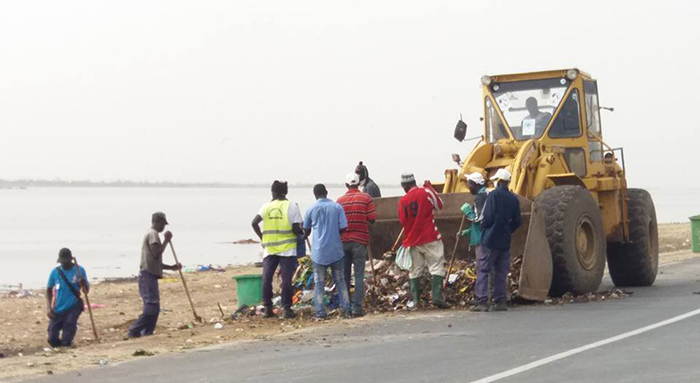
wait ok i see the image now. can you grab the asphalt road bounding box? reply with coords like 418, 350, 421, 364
29, 256, 700, 383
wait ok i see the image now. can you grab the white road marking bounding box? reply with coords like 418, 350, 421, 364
470, 307, 700, 383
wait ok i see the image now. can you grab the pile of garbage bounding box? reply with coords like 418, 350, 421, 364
276, 252, 524, 313
267, 252, 628, 314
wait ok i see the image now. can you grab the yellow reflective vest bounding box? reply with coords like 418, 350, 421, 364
261, 199, 297, 255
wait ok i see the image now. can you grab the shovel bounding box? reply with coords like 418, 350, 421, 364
444, 215, 467, 288
168, 242, 203, 323
72, 256, 99, 341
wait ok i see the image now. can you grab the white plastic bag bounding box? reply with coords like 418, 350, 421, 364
395, 246, 413, 271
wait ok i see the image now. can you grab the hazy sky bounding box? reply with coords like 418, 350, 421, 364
1, 1, 698, 188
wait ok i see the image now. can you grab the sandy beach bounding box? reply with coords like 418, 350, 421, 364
0, 223, 694, 382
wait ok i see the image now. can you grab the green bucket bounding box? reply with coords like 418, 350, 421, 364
234, 274, 263, 307
690, 216, 700, 253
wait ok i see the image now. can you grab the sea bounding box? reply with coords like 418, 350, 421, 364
1, 186, 696, 289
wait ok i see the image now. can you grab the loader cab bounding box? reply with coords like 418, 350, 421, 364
480, 69, 606, 179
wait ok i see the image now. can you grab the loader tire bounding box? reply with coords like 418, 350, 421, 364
535, 186, 606, 296
607, 189, 658, 286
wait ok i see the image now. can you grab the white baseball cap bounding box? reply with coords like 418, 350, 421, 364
490, 168, 512, 181
466, 172, 486, 185
346, 173, 361, 186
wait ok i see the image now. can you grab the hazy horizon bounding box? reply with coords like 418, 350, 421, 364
2, 1, 698, 191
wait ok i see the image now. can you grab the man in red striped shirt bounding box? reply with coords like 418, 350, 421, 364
337, 173, 377, 317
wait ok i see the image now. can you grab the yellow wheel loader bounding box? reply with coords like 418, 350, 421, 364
370, 69, 658, 300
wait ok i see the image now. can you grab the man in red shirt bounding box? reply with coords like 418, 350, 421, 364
398, 173, 450, 309
337, 173, 377, 317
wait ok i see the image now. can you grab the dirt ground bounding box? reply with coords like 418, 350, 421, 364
0, 223, 694, 382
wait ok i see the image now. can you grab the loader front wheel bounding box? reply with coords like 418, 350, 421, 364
535, 186, 606, 296
607, 189, 659, 286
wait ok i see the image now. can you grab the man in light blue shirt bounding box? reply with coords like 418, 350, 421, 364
303, 184, 351, 319
46, 248, 89, 347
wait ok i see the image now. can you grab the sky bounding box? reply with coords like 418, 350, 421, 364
1, 1, 698, 189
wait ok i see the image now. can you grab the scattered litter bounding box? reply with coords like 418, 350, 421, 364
99, 359, 109, 366
132, 349, 155, 357
214, 323, 224, 330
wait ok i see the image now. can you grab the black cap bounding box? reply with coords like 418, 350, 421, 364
57, 248, 72, 262
152, 211, 169, 224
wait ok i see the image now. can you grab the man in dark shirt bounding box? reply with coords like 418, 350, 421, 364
471, 169, 521, 312
355, 161, 381, 198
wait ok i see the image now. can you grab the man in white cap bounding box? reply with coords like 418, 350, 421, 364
337, 173, 377, 317
460, 172, 488, 249
398, 173, 450, 309
471, 168, 521, 312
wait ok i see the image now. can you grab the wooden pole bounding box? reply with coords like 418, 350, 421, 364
444, 215, 467, 288
72, 256, 98, 341
366, 239, 378, 288
391, 228, 405, 253
168, 242, 202, 323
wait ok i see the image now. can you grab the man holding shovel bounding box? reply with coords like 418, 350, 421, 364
128, 212, 181, 338
398, 174, 450, 310
46, 248, 88, 347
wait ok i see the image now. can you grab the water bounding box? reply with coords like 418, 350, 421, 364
1, 186, 696, 288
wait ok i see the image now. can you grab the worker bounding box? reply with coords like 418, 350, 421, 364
128, 212, 182, 338
520, 97, 551, 137
303, 183, 351, 319
337, 173, 377, 317
355, 161, 381, 198
251, 181, 303, 319
398, 173, 450, 310
471, 169, 521, 312
460, 172, 488, 248
46, 248, 88, 347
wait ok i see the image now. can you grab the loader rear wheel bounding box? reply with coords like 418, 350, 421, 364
607, 189, 659, 286
535, 186, 606, 296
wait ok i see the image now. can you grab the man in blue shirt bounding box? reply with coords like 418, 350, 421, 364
46, 248, 89, 347
303, 184, 352, 319
471, 169, 522, 312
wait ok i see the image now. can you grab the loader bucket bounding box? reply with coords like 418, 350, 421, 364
369, 192, 552, 301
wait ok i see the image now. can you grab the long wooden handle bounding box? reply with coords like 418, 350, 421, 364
72, 256, 98, 341
391, 228, 405, 252
444, 215, 467, 288
367, 240, 378, 288
169, 242, 201, 322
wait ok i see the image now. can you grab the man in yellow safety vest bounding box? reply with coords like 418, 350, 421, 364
252, 180, 304, 319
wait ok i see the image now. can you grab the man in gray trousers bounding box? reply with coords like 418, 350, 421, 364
128, 212, 181, 338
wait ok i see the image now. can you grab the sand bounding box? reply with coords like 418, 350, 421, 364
0, 223, 694, 382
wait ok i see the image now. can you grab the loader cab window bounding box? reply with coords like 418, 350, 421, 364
548, 90, 582, 138
490, 78, 569, 141
584, 81, 604, 162
565, 148, 587, 177
485, 97, 508, 143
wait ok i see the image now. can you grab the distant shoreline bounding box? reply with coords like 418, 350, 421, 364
0, 180, 363, 189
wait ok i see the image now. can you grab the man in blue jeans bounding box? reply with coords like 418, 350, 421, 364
304, 184, 352, 319
46, 248, 88, 347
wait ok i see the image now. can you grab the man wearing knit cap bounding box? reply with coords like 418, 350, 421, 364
355, 161, 381, 199
398, 173, 450, 309
252, 180, 303, 319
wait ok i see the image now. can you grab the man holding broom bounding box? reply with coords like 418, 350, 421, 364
128, 212, 181, 338
46, 248, 88, 347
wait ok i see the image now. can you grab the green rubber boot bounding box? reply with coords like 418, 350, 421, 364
409, 278, 421, 310
431, 276, 451, 309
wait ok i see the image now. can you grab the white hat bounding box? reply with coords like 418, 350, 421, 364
346, 173, 361, 186
490, 168, 512, 182
401, 173, 416, 183
466, 172, 485, 185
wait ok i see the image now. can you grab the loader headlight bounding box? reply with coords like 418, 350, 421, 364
566, 69, 578, 81
480, 75, 492, 86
